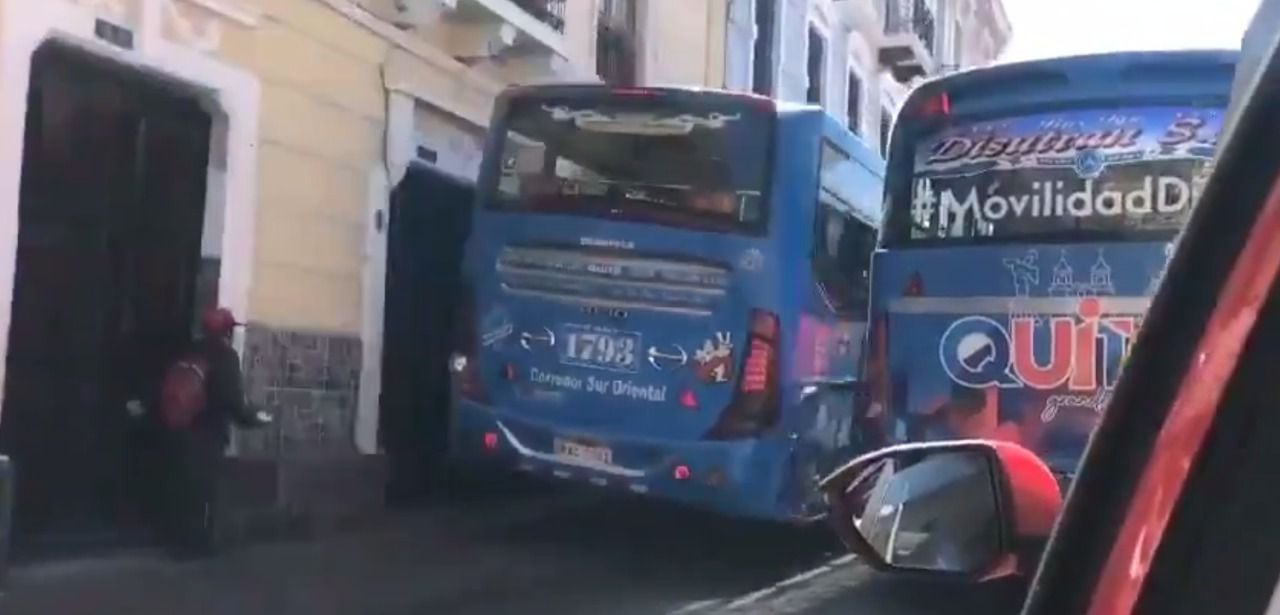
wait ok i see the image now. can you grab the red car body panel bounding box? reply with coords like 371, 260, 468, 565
1088, 176, 1280, 615
992, 442, 1062, 539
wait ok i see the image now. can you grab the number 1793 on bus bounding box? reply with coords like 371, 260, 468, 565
558, 325, 640, 373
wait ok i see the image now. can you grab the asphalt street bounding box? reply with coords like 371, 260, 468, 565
0, 474, 1026, 615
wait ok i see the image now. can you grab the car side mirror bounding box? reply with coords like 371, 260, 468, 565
818, 440, 1063, 580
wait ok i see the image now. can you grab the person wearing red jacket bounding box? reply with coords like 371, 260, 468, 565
161, 307, 270, 559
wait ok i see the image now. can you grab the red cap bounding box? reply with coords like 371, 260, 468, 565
201, 307, 243, 336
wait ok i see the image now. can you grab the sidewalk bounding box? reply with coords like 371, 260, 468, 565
0, 489, 593, 615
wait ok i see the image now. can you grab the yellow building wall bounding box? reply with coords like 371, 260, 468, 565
212, 0, 388, 335
705, 0, 727, 88
643, 0, 726, 87
563, 0, 598, 76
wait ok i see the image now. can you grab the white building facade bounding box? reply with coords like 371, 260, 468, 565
724, 0, 1012, 156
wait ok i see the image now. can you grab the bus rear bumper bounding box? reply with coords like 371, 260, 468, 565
450, 399, 805, 522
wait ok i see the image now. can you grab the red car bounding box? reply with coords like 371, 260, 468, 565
818, 2, 1280, 614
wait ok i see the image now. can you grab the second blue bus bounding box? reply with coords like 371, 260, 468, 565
863, 50, 1238, 483
449, 85, 885, 521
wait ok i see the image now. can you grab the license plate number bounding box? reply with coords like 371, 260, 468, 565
559, 325, 640, 372
554, 439, 613, 466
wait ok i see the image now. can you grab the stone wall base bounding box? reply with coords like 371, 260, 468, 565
220, 455, 387, 544
216, 323, 386, 544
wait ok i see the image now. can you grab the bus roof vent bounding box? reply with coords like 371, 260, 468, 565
947, 68, 1069, 103
1120, 59, 1235, 83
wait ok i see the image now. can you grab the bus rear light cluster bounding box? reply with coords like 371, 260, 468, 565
904, 272, 925, 297
704, 309, 781, 440
910, 92, 951, 118
452, 284, 490, 404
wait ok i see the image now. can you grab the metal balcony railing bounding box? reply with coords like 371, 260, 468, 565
884, 0, 936, 55
512, 0, 565, 33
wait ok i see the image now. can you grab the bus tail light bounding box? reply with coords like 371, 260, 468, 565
868, 316, 890, 416
856, 315, 893, 450
705, 310, 781, 440
911, 92, 951, 118
904, 272, 925, 297
734, 92, 777, 112
611, 87, 660, 97
451, 284, 490, 404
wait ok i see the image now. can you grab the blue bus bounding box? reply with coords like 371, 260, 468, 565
863, 50, 1238, 482
449, 85, 885, 520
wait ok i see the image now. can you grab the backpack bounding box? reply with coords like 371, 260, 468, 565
159, 354, 210, 430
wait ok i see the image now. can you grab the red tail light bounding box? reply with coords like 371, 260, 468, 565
612, 87, 658, 97
737, 92, 777, 112
904, 272, 924, 297
868, 316, 890, 412
858, 315, 892, 449
705, 309, 781, 440
451, 284, 489, 404
911, 92, 951, 118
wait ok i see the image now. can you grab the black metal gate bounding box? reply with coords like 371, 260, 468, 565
0, 45, 210, 553
379, 166, 474, 505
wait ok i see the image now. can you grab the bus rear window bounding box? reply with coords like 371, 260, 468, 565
889, 105, 1223, 244
487, 96, 772, 234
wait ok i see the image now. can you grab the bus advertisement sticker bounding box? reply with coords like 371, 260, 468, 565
694, 333, 734, 384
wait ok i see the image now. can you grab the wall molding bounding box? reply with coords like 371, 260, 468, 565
184, 0, 262, 27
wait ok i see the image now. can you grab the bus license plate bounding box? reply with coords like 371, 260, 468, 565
559, 325, 640, 372
554, 439, 613, 466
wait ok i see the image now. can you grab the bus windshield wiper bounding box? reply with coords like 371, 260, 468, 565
609, 182, 690, 208
621, 188, 677, 208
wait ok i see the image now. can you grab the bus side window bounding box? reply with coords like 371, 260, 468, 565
813, 199, 876, 319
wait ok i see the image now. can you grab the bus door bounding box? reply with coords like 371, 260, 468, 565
462, 91, 786, 449
800, 133, 881, 465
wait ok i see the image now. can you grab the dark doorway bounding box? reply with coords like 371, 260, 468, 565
0, 45, 212, 555
380, 165, 473, 505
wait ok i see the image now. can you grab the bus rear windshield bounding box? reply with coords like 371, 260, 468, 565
888, 105, 1223, 245
487, 96, 772, 234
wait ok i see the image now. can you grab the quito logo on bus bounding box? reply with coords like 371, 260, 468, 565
939, 298, 1139, 390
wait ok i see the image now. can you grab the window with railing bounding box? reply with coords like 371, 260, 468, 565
950, 18, 962, 66
879, 108, 893, 155
847, 71, 862, 134
807, 27, 826, 105
753, 0, 777, 95
884, 0, 936, 53
596, 0, 637, 86
513, 0, 566, 33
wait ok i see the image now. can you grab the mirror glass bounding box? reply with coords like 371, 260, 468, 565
839, 449, 1002, 573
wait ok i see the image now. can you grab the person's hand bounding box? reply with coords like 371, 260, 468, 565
253, 411, 274, 427
126, 399, 146, 418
